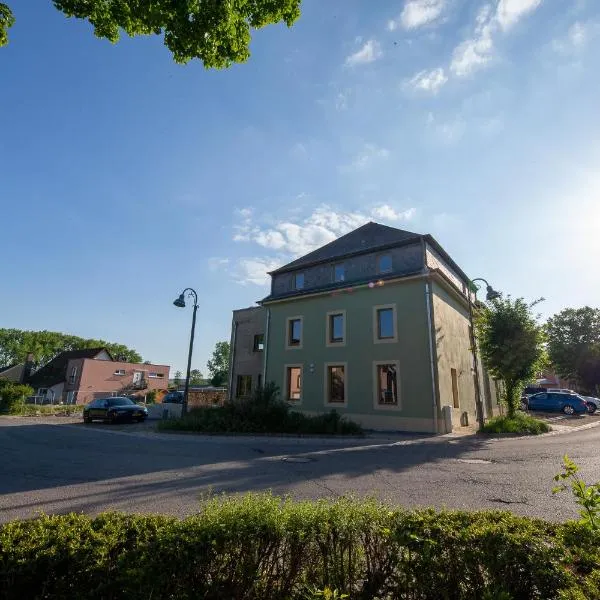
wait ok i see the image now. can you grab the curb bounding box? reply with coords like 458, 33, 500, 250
485, 418, 600, 442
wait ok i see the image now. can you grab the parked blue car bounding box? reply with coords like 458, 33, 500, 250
525, 392, 588, 415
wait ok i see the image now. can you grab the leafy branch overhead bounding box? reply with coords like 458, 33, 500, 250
0, 1, 302, 66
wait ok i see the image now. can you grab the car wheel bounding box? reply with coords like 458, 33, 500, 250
108, 412, 117, 424
562, 404, 575, 415
83, 415, 92, 424
586, 402, 597, 415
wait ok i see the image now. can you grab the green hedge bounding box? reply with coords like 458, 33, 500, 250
481, 413, 551, 435
1, 495, 599, 599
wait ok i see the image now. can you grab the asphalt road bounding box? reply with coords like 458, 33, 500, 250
1, 416, 599, 523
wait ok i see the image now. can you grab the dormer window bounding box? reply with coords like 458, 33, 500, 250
333, 263, 345, 282
293, 273, 305, 290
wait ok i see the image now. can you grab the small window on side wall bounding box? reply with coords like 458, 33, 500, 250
377, 308, 394, 339
293, 273, 305, 290
333, 263, 345, 282
286, 366, 302, 401
236, 375, 252, 398
378, 254, 392, 274
287, 318, 302, 348
376, 363, 399, 406
253, 334, 264, 352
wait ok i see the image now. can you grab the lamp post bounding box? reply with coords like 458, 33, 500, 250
469, 277, 501, 430
173, 288, 199, 418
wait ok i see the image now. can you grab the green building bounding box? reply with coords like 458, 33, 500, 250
229, 222, 501, 433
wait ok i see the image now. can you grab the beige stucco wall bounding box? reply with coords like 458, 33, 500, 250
431, 280, 477, 429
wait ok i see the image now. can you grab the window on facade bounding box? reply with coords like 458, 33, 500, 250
377, 308, 395, 339
376, 364, 398, 406
293, 273, 305, 290
149, 372, 164, 378
236, 375, 252, 398
286, 366, 302, 401
288, 318, 302, 347
329, 313, 344, 343
253, 334, 264, 352
68, 366, 78, 384
378, 254, 392, 274
327, 365, 345, 403
114, 369, 126, 376
333, 263, 345, 282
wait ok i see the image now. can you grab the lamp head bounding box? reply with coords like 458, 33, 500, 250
485, 286, 501, 301
173, 293, 186, 308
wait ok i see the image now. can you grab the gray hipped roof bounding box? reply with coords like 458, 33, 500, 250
270, 222, 420, 274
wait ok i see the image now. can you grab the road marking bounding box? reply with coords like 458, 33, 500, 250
456, 458, 491, 464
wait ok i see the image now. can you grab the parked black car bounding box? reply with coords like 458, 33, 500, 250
83, 397, 148, 424
162, 391, 184, 404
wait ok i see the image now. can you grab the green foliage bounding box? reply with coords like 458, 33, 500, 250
554, 455, 600, 531
2, 1, 301, 65
145, 390, 157, 404
207, 340, 230, 387
546, 307, 600, 394
1, 495, 599, 599
158, 382, 362, 436
0, 2, 13, 47
476, 296, 545, 418
0, 328, 142, 367
189, 368, 204, 385
480, 413, 551, 435
0, 378, 33, 413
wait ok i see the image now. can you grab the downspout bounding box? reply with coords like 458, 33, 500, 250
228, 319, 237, 401
425, 280, 439, 433
262, 308, 271, 384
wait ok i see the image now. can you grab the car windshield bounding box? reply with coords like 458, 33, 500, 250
107, 398, 135, 407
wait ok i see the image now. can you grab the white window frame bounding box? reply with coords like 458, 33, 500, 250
372, 360, 401, 411
326, 310, 346, 347
378, 254, 393, 274
148, 372, 164, 378
333, 263, 345, 283
286, 315, 304, 350
293, 273, 305, 290
283, 363, 303, 404
324, 362, 348, 407
114, 369, 126, 376
373, 303, 398, 344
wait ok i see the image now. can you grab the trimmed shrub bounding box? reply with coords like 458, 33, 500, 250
158, 382, 363, 436
480, 413, 551, 435
0, 495, 599, 599
0, 379, 33, 414
19, 404, 84, 417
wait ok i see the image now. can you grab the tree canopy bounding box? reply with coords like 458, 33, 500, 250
0, 1, 301, 66
0, 328, 142, 367
546, 307, 600, 393
476, 296, 545, 417
207, 340, 230, 387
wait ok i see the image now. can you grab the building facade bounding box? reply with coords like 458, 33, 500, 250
229, 222, 501, 432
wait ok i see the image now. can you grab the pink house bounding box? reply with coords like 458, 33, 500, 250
25, 348, 169, 404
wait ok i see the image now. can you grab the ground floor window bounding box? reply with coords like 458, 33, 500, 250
236, 375, 252, 398
326, 364, 346, 404
375, 362, 399, 407
285, 365, 302, 401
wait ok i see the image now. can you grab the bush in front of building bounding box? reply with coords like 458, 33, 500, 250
0, 378, 33, 414
19, 404, 84, 417
1, 494, 599, 599
480, 413, 550, 435
158, 382, 362, 436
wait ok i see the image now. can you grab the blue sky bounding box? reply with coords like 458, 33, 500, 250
1, 0, 599, 374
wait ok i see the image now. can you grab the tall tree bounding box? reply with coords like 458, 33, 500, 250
207, 341, 230, 387
476, 296, 545, 418
1, 1, 301, 66
0, 328, 142, 367
546, 307, 600, 393
189, 369, 204, 385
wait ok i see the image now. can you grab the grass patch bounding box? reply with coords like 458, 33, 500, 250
480, 413, 551, 435
158, 382, 363, 436
16, 404, 84, 417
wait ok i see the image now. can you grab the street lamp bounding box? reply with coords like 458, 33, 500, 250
468, 277, 501, 430
172, 288, 198, 417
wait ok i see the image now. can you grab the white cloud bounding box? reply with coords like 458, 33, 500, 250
426, 113, 466, 143
345, 40, 383, 66
393, 0, 446, 30
207, 257, 230, 271
450, 5, 495, 77
342, 143, 390, 172
496, 0, 542, 31
407, 67, 448, 93
235, 258, 283, 286
231, 204, 417, 284
553, 21, 598, 53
